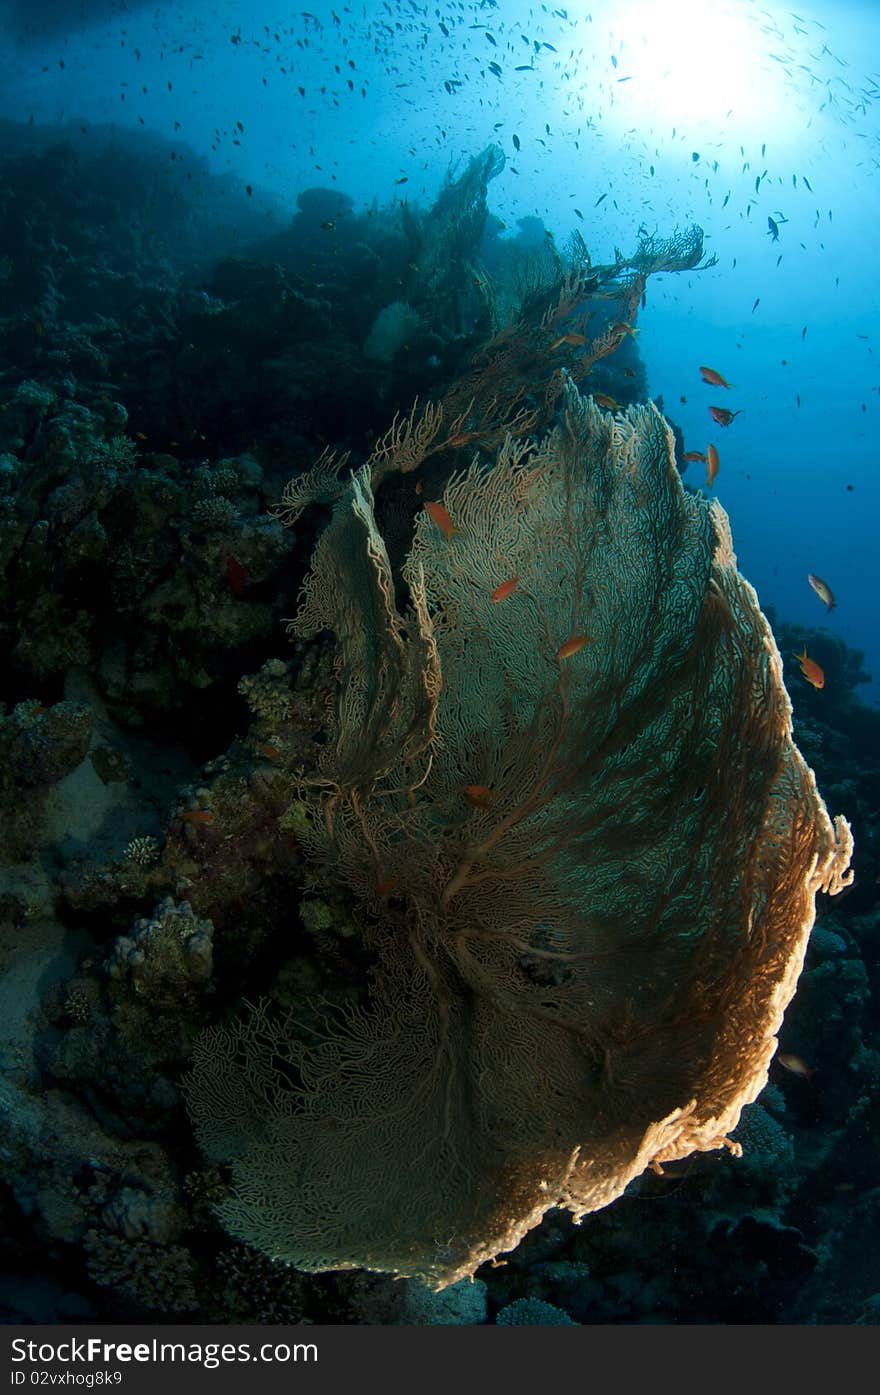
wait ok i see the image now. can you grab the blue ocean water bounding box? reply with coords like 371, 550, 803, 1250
0, 0, 877, 1331
1, 0, 876, 699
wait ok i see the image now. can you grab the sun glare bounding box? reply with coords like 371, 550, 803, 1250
603, 0, 800, 141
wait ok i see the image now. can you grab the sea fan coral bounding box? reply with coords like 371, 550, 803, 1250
186, 382, 852, 1288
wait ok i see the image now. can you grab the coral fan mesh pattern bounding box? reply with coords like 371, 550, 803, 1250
186, 384, 852, 1288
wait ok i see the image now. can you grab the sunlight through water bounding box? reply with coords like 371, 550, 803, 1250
600, 0, 806, 141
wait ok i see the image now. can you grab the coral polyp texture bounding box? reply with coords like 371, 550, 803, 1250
186, 383, 853, 1288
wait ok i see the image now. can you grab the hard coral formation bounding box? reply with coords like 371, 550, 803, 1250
186, 382, 852, 1288
363, 301, 423, 364
84, 1230, 198, 1314
0, 333, 294, 725
237, 658, 295, 727
496, 1297, 576, 1325
214, 1243, 308, 1325
0, 699, 93, 860
106, 897, 214, 1007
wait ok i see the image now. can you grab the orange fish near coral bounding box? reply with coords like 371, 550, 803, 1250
550, 332, 587, 350
705, 443, 720, 486
683, 450, 707, 463
557, 634, 591, 661
778, 1052, 816, 1080
792, 647, 824, 690
463, 784, 494, 809
375, 876, 401, 896
807, 573, 836, 611
181, 809, 215, 825
490, 575, 519, 603
699, 365, 734, 388
593, 393, 622, 411
709, 405, 742, 426
424, 501, 461, 540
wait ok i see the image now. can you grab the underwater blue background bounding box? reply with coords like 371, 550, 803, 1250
1, 0, 877, 701
0, 0, 878, 1328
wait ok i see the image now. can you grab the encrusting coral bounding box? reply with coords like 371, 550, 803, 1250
186, 380, 852, 1289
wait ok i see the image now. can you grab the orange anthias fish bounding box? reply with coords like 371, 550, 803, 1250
550, 331, 587, 350
424, 500, 461, 540
705, 443, 720, 486
374, 875, 401, 896
181, 809, 215, 825
557, 634, 591, 661
777, 1052, 816, 1080
708, 405, 742, 426
593, 392, 622, 411
490, 575, 519, 603
807, 572, 836, 610
463, 784, 494, 809
699, 365, 734, 388
792, 647, 825, 689
683, 449, 707, 463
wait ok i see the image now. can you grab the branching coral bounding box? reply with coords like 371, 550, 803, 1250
402, 144, 506, 332
627, 225, 717, 275
186, 382, 852, 1289
272, 208, 709, 534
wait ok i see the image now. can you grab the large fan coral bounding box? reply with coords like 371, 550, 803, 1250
186, 382, 852, 1288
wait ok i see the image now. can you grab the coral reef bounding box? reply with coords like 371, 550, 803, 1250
106, 898, 214, 1008
496, 1297, 577, 1325
0, 118, 874, 1325
0, 699, 92, 861
83, 1231, 199, 1315
186, 382, 851, 1287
